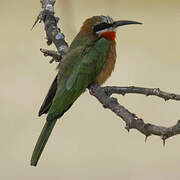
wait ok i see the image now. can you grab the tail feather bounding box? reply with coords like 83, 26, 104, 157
31, 119, 57, 166
31, 103, 73, 166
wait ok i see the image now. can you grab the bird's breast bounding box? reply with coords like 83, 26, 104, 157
96, 40, 116, 85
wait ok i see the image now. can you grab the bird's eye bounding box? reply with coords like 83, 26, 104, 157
93, 22, 112, 33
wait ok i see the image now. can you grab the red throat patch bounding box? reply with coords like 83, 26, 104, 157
100, 31, 116, 41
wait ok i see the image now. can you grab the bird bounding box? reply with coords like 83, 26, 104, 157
31, 15, 142, 166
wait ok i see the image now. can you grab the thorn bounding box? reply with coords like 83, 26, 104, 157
49, 58, 55, 64
47, 39, 52, 46
161, 135, 167, 147
177, 120, 180, 125
31, 15, 40, 30
163, 139, 166, 147
145, 135, 149, 142
131, 113, 136, 118
121, 92, 126, 96
164, 98, 169, 102
125, 124, 130, 132
145, 93, 150, 97
103, 104, 108, 109
55, 17, 60, 23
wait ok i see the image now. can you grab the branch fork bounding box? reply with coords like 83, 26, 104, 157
37, 0, 180, 145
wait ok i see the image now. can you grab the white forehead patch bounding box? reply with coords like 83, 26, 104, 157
101, 16, 114, 24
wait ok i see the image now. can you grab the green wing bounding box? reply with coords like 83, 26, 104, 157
31, 38, 110, 166
47, 38, 110, 121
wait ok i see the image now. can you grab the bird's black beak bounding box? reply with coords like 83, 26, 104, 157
113, 20, 142, 28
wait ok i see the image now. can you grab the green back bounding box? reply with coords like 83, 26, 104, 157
47, 38, 110, 121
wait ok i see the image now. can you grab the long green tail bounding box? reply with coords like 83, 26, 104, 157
31, 119, 57, 166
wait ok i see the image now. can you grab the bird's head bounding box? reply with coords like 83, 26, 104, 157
81, 15, 142, 41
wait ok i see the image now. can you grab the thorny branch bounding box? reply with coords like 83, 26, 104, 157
40, 48, 62, 63
102, 86, 180, 101
88, 84, 180, 145
37, 0, 68, 63
38, 0, 180, 144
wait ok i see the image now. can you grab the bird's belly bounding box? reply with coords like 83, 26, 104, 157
96, 41, 116, 85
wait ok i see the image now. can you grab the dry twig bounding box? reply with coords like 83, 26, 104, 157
37, 0, 180, 144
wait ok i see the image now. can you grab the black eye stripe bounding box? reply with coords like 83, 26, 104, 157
93, 23, 113, 33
